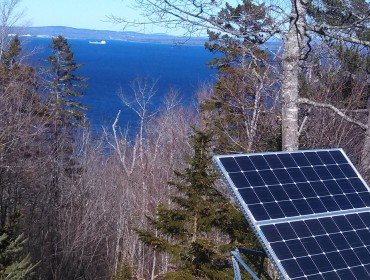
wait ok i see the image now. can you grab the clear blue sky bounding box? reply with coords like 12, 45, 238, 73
20, 0, 241, 35
20, 0, 146, 32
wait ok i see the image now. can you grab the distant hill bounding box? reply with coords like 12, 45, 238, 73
11, 26, 208, 45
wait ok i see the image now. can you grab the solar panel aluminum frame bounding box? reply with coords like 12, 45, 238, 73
212, 148, 370, 280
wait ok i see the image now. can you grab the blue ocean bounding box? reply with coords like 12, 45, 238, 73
23, 38, 217, 133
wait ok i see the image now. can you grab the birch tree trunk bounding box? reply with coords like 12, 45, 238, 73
361, 101, 370, 174
281, 0, 308, 151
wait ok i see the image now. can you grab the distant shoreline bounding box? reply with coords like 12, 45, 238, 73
12, 26, 208, 46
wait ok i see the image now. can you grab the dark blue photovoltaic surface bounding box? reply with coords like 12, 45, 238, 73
261, 213, 370, 279
218, 150, 370, 221
214, 149, 370, 280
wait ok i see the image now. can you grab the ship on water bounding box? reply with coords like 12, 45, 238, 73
89, 40, 107, 45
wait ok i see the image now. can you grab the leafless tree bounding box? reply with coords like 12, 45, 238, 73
0, 0, 24, 58
112, 0, 370, 160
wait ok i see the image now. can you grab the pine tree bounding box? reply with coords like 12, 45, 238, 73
42, 37, 88, 278
1, 35, 20, 68
0, 213, 36, 279
137, 129, 259, 279
46, 35, 88, 127
202, 1, 281, 153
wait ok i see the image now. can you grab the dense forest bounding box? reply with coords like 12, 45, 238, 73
1, 0, 370, 279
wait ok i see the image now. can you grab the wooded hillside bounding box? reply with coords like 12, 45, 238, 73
1, 0, 370, 279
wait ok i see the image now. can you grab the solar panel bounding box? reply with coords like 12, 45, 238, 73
213, 149, 370, 280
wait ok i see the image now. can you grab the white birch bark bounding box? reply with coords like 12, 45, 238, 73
361, 101, 370, 174
281, 0, 308, 151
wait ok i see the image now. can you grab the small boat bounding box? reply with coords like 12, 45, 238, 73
89, 40, 107, 45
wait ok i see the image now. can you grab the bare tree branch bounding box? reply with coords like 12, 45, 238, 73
298, 97, 368, 131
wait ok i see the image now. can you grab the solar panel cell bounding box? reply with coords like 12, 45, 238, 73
352, 266, 369, 279
263, 154, 285, 168
315, 235, 337, 252
275, 223, 298, 239
271, 242, 294, 260
254, 187, 275, 203
305, 219, 326, 235
284, 184, 304, 199
320, 196, 340, 211
326, 165, 346, 179
287, 168, 307, 182
264, 203, 285, 219
329, 233, 351, 250
278, 154, 298, 167
259, 169, 280, 185
317, 151, 336, 164
333, 195, 352, 210
347, 214, 366, 229
293, 199, 314, 215
313, 166, 333, 180
213, 149, 370, 279
346, 193, 366, 208
359, 212, 370, 224
348, 177, 368, 192
291, 221, 311, 238
279, 201, 300, 217
300, 166, 320, 181
306, 198, 326, 213
336, 269, 355, 279
332, 215, 352, 231
325, 252, 347, 269
261, 224, 282, 242
339, 164, 358, 178
355, 229, 370, 245
249, 155, 270, 170
291, 153, 311, 166
297, 257, 319, 275
234, 156, 255, 171
310, 181, 330, 196
274, 169, 295, 184
228, 172, 249, 188
297, 183, 316, 198
336, 179, 356, 193
359, 192, 370, 206
245, 171, 265, 186
317, 217, 339, 233
323, 180, 342, 195
304, 152, 324, 165
341, 249, 361, 266
219, 157, 239, 172
281, 259, 304, 278
329, 150, 348, 163
248, 204, 269, 220
354, 247, 370, 263
237, 188, 259, 204
343, 231, 362, 247
286, 239, 307, 257
301, 238, 322, 255
269, 185, 290, 200
311, 254, 333, 272
307, 274, 325, 280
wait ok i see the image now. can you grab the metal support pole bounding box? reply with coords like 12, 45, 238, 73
232, 255, 242, 280
231, 249, 260, 280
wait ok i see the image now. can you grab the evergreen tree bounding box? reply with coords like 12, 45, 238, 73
46, 35, 88, 127
0, 213, 36, 280
202, 1, 281, 154
1, 35, 20, 68
137, 129, 259, 279
41, 36, 88, 278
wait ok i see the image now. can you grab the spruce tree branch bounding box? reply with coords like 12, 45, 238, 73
298, 97, 368, 131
